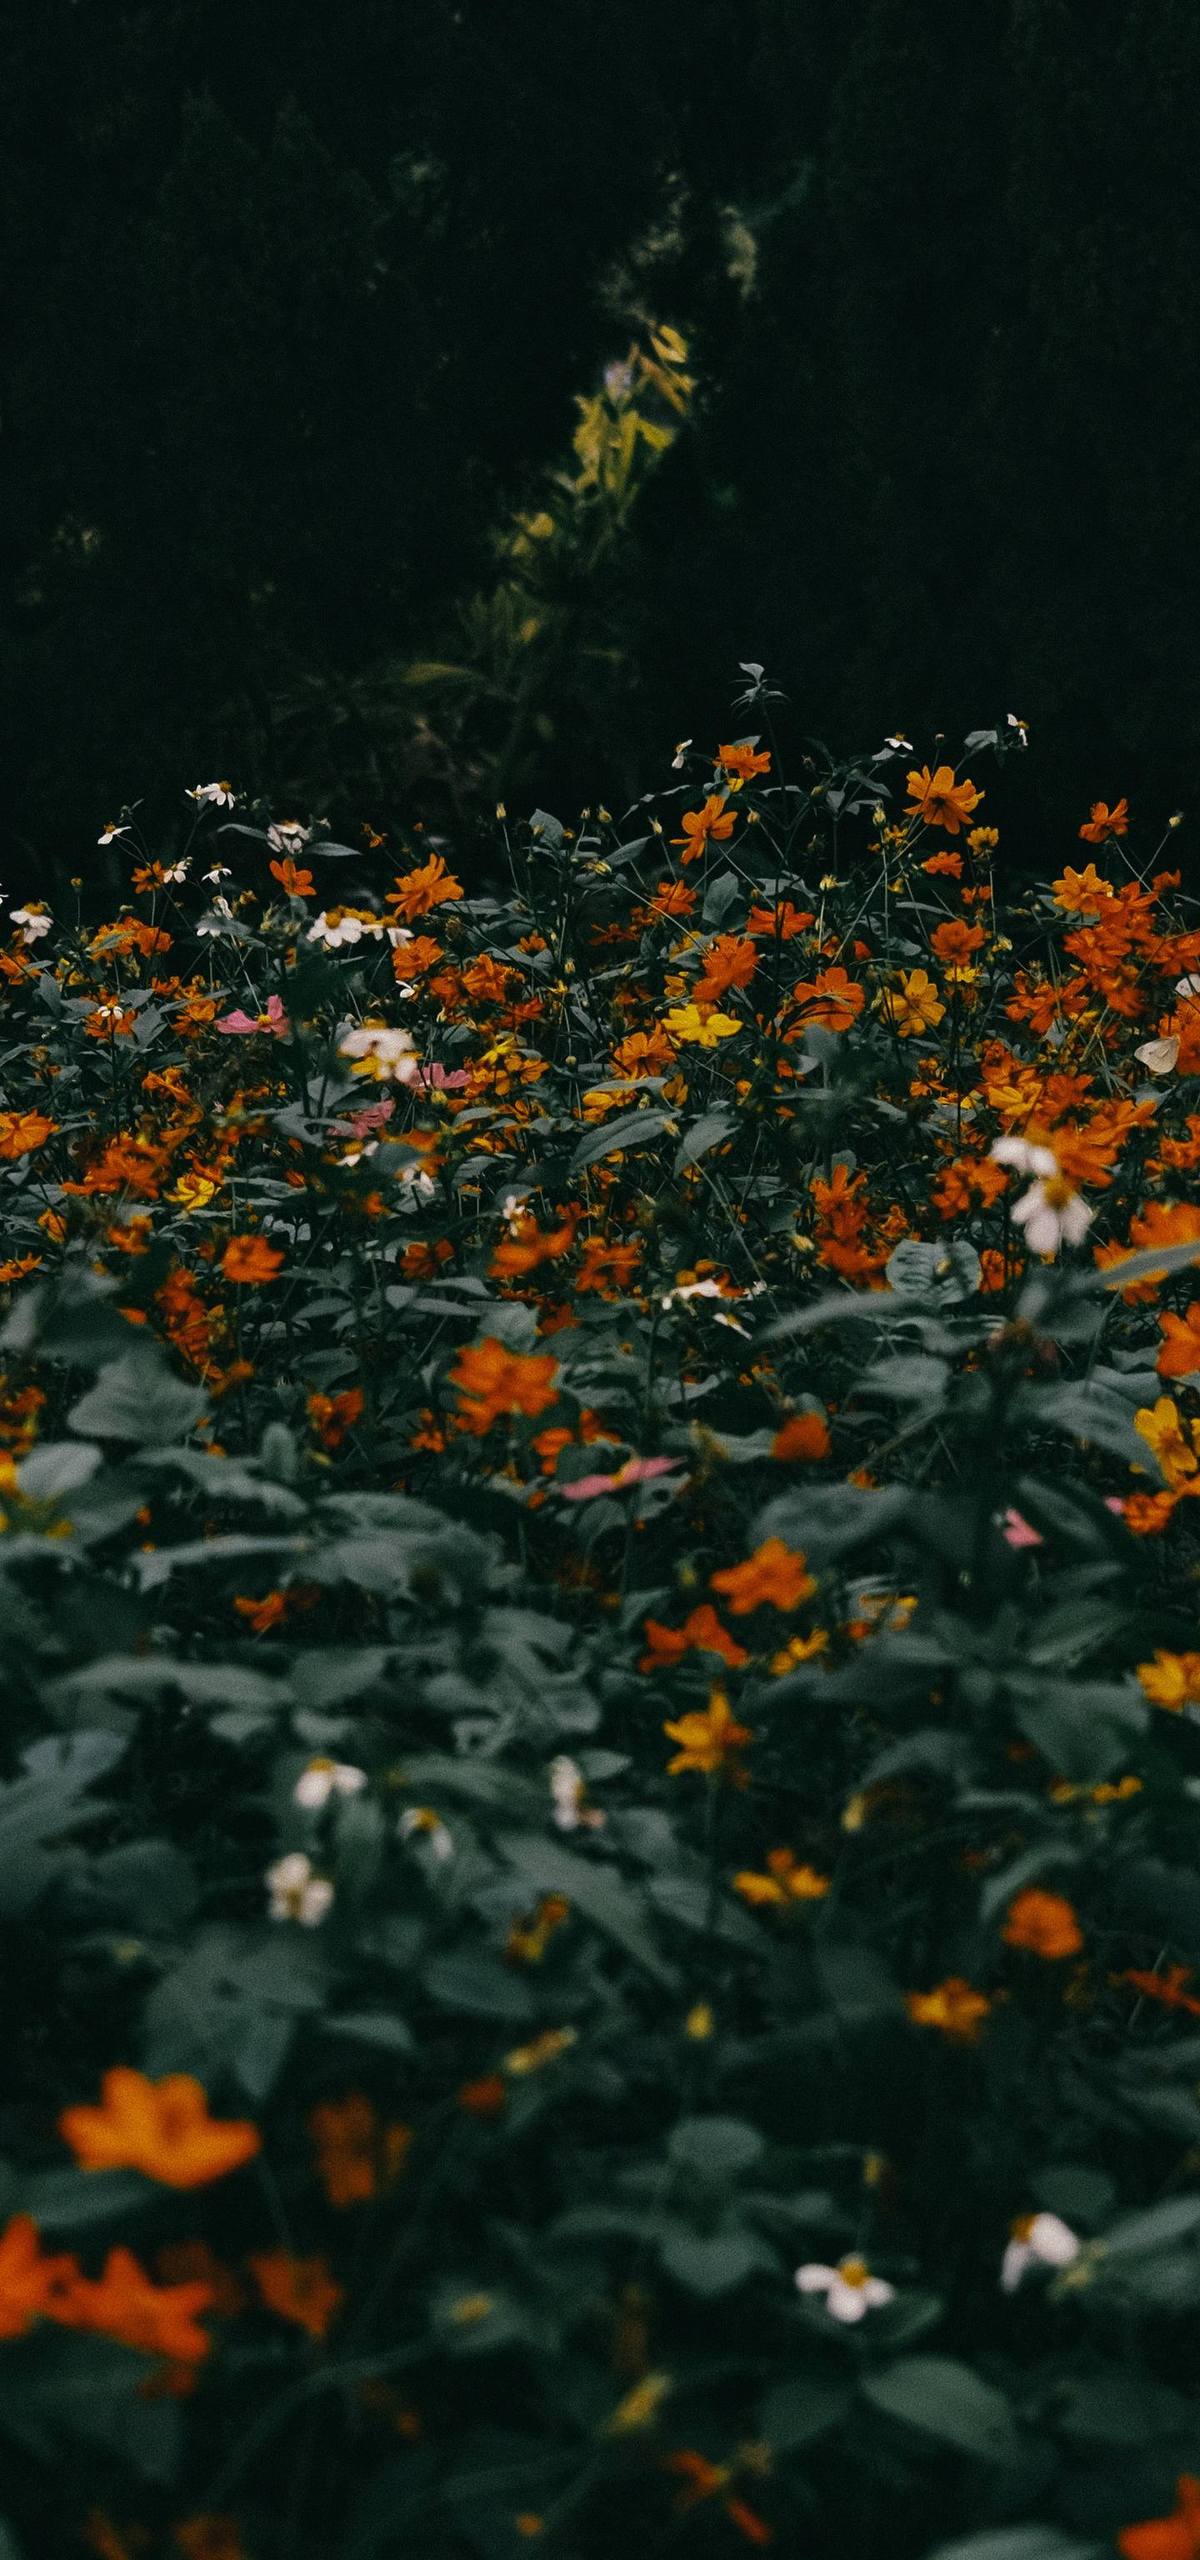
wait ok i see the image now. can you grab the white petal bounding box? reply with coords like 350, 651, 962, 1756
1000, 2241, 1030, 2292
1029, 2213, 1079, 2267
794, 2263, 835, 2295
826, 2280, 870, 2322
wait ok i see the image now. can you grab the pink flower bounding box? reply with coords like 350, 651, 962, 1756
559, 1456, 683, 1502
217, 994, 288, 1037
415, 1062, 469, 1091
1002, 1507, 1043, 1548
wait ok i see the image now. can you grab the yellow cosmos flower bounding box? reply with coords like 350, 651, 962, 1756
876, 968, 946, 1037
662, 1004, 742, 1048
663, 1684, 752, 1780
1137, 1650, 1200, 1712
1134, 1396, 1200, 1488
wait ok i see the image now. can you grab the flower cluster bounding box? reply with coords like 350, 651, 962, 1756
1, 728, 1199, 2556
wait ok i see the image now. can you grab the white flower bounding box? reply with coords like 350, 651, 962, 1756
990, 1133, 1059, 1180
338, 1022, 420, 1084
1007, 713, 1030, 741
161, 859, 190, 885
1010, 1172, 1093, 1258
549, 1754, 604, 1833
98, 821, 129, 845
795, 2256, 896, 2323
1000, 2211, 1079, 2293
266, 1851, 334, 1925
10, 905, 51, 944
187, 780, 237, 807
337, 1141, 378, 1169
202, 863, 232, 884
308, 907, 385, 948
397, 1165, 436, 1204
1135, 1035, 1181, 1076
196, 897, 236, 937
399, 1805, 454, 1862
386, 925, 414, 950
1177, 975, 1200, 1003
267, 820, 311, 854
293, 1755, 367, 1811
660, 1277, 726, 1311
875, 734, 913, 756
671, 739, 693, 770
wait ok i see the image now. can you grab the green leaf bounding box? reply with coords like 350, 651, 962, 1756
658, 2219, 777, 2295
925, 2533, 1101, 2560
570, 1108, 676, 1172
1012, 1678, 1146, 1785
495, 1832, 676, 1984
862, 2354, 1021, 2465
668, 2117, 764, 2180
885, 1238, 980, 1300
67, 1351, 206, 1446
0, 2333, 182, 2482
760, 2373, 851, 2452
675, 1110, 736, 1170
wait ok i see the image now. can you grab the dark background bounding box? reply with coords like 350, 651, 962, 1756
4, 0, 1199, 875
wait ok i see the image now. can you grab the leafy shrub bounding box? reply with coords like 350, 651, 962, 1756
0, 709, 1198, 2556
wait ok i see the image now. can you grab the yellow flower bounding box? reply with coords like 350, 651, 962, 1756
663, 1685, 752, 1780
662, 1005, 742, 1048
1137, 1650, 1200, 1712
604, 2371, 671, 2435
503, 2027, 577, 2078
876, 968, 946, 1038
170, 1172, 219, 1211
734, 1849, 830, 1907
769, 1628, 829, 1675
905, 1977, 991, 2042
1134, 1395, 1200, 1488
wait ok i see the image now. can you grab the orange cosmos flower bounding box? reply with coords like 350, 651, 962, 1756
1079, 796, 1130, 844
1118, 1965, 1200, 2018
710, 1538, 815, 1615
1118, 2473, 1200, 2560
640, 1603, 750, 1671
1052, 861, 1112, 911
716, 741, 772, 782
222, 1234, 284, 1283
929, 916, 986, 967
451, 1337, 559, 1432
249, 2249, 344, 2339
0, 2214, 77, 2337
309, 2094, 411, 2206
789, 966, 865, 1032
694, 933, 758, 1003
458, 2074, 507, 2118
268, 856, 316, 897
60, 2068, 260, 2188
62, 2248, 213, 2363
905, 1978, 991, 2042
664, 1685, 752, 1781
0, 1110, 56, 1160
1157, 1305, 1200, 1379
734, 1850, 829, 1907
388, 852, 464, 920
921, 849, 963, 878
771, 1410, 831, 1461
671, 794, 736, 862
905, 764, 983, 834
1002, 1889, 1083, 1959
1137, 1650, 1200, 1712
174, 2522, 247, 2560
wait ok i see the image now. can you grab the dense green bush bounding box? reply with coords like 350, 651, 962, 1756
0, 711, 1199, 2556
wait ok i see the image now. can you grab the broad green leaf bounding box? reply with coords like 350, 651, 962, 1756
862, 2354, 1020, 2465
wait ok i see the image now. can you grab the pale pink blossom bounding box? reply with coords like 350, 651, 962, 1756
559, 1456, 682, 1502
216, 994, 289, 1036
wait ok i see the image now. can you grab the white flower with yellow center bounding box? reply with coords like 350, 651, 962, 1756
990, 1134, 1092, 1257
795, 2255, 895, 2323
11, 905, 51, 944
266, 1851, 334, 1925
1000, 2211, 1079, 2292
338, 1022, 420, 1085
293, 1756, 367, 1811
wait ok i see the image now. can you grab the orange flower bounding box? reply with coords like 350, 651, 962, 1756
734, 1850, 829, 1907
1079, 796, 1129, 844
1119, 2473, 1200, 2560
921, 849, 963, 878
1158, 1305, 1200, 1379
62, 2248, 213, 2362
1118, 1965, 1200, 2018
929, 916, 986, 967
60, 2068, 260, 2188
664, 1685, 752, 1780
771, 1411, 831, 1462
1052, 861, 1112, 911
389, 853, 464, 919
790, 966, 864, 1032
450, 1336, 559, 1433
309, 2094, 411, 2206
1137, 1650, 1200, 1713
694, 934, 758, 1004
671, 794, 736, 862
710, 1538, 815, 1615
222, 1234, 285, 1283
268, 856, 316, 897
307, 1385, 364, 1449
0, 1109, 56, 1159
249, 2249, 344, 2339
458, 2074, 507, 2118
0, 2214, 76, 2338
1002, 1889, 1083, 1959
716, 741, 771, 782
640, 1603, 750, 1670
905, 764, 983, 834
905, 1978, 991, 2042
174, 2521, 246, 2560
